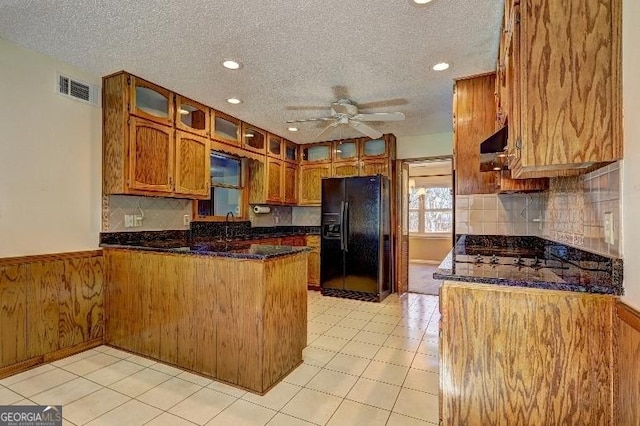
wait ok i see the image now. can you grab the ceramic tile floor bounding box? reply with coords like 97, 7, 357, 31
0, 291, 440, 425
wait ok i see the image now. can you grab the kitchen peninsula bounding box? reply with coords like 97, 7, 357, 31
102, 234, 309, 394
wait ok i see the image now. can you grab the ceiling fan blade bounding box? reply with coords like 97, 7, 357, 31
314, 121, 339, 140
351, 112, 405, 122
357, 98, 409, 109
285, 117, 334, 123
349, 121, 383, 139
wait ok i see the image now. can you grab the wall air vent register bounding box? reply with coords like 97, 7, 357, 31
56, 73, 99, 106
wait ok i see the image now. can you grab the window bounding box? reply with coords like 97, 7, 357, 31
409, 187, 453, 234
197, 152, 245, 218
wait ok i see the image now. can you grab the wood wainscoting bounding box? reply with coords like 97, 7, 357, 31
615, 300, 640, 425
0, 251, 104, 378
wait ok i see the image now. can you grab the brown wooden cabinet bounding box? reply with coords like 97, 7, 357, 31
211, 110, 241, 147
330, 137, 392, 178
248, 157, 297, 205
267, 133, 283, 159
506, 0, 622, 178
103, 72, 210, 199
175, 95, 209, 138
283, 162, 298, 204
266, 158, 283, 203
305, 235, 320, 287
283, 140, 299, 163
242, 124, 267, 155
299, 164, 331, 205
300, 142, 332, 163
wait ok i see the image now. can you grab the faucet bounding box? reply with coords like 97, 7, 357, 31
225, 211, 235, 240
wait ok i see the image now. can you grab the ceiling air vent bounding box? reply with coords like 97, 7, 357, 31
56, 73, 99, 106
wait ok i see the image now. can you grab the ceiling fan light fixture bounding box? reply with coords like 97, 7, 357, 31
222, 60, 242, 70
287, 127, 298, 132
227, 97, 242, 104
432, 62, 450, 71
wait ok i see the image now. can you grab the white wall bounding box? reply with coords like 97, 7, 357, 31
0, 38, 102, 257
397, 132, 453, 159
622, 1, 640, 310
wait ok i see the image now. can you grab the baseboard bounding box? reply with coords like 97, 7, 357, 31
410, 259, 441, 265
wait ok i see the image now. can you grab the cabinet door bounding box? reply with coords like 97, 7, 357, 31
300, 143, 331, 163
266, 158, 283, 203
332, 162, 359, 178
175, 130, 210, 198
130, 76, 174, 126
242, 124, 266, 154
306, 236, 320, 286
267, 134, 283, 159
283, 162, 298, 204
176, 96, 209, 137
129, 117, 174, 193
360, 159, 389, 177
333, 139, 358, 162
360, 138, 388, 159
212, 110, 241, 146
284, 140, 299, 163
299, 164, 330, 205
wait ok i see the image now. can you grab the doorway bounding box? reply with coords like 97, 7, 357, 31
405, 158, 453, 295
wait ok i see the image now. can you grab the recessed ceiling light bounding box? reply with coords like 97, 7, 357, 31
413, 0, 433, 4
287, 127, 299, 132
222, 60, 242, 70
226, 97, 242, 104
179, 109, 190, 115
432, 62, 450, 71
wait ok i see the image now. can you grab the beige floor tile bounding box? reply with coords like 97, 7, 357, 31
266, 413, 315, 425
62, 418, 77, 426
137, 377, 201, 410
403, 368, 439, 395
345, 310, 376, 321
373, 347, 416, 367
85, 359, 145, 386
145, 412, 197, 425
397, 317, 429, 331
85, 399, 161, 426
308, 335, 349, 352
282, 363, 321, 387
323, 325, 359, 340
0, 364, 56, 386
305, 368, 358, 398
370, 313, 401, 326
149, 362, 186, 376
8, 368, 77, 397
384, 335, 421, 352
169, 387, 237, 425
339, 341, 381, 359
323, 306, 354, 318
393, 388, 439, 423
0, 386, 24, 404
207, 381, 247, 398
108, 368, 172, 398
354, 303, 383, 314
387, 412, 436, 425
177, 371, 214, 387
63, 388, 130, 425
31, 377, 101, 406
335, 317, 369, 330
362, 321, 396, 335
326, 399, 390, 426
310, 314, 343, 326
307, 321, 333, 335
411, 353, 439, 373
306, 331, 321, 345
417, 340, 439, 357
207, 399, 276, 426
242, 381, 301, 411
301, 346, 337, 368
281, 388, 342, 425
324, 353, 371, 376
352, 330, 389, 346
52, 350, 101, 368
391, 325, 426, 340
61, 353, 120, 376
126, 354, 158, 368
97, 346, 131, 359
346, 377, 401, 410
307, 305, 329, 316
361, 360, 409, 386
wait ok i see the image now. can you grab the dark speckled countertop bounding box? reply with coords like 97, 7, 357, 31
434, 235, 623, 295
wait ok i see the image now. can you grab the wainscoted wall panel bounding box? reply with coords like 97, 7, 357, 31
0, 251, 104, 378
615, 301, 640, 425
103, 195, 192, 232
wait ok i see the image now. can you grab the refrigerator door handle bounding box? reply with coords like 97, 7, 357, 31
339, 201, 345, 251
344, 202, 349, 252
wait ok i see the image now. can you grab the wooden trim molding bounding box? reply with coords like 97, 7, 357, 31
0, 250, 102, 266
617, 299, 640, 332
614, 299, 640, 426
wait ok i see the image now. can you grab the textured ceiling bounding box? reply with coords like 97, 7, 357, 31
0, 0, 503, 144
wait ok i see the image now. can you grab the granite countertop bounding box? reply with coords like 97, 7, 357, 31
434, 235, 623, 295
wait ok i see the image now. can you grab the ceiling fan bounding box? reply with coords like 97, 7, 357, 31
285, 99, 405, 139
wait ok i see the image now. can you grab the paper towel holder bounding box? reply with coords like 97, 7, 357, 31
253, 205, 271, 214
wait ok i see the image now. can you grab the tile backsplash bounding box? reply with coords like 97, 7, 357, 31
455, 161, 622, 257
103, 195, 192, 232
250, 205, 321, 227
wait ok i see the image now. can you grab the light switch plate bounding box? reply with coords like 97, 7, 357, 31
124, 214, 134, 228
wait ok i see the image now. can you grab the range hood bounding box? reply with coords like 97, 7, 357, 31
479, 125, 508, 172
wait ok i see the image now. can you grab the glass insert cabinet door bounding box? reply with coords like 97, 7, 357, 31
176, 96, 209, 137
212, 111, 241, 146
130, 77, 174, 126
268, 134, 282, 158
242, 124, 266, 153
334, 139, 358, 161
301, 143, 331, 162
284, 141, 298, 162
362, 138, 387, 158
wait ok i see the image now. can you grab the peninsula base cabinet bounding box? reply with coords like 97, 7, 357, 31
440, 282, 614, 425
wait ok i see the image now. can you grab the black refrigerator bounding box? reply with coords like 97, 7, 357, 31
320, 175, 391, 302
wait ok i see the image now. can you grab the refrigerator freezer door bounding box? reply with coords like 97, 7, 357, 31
321, 178, 346, 290
343, 176, 381, 294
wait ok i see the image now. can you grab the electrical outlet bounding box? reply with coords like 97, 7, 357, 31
183, 214, 191, 226
124, 214, 134, 228
274, 216, 279, 224
134, 214, 143, 227
604, 212, 614, 244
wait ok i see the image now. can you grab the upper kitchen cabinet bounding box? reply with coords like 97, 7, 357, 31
333, 139, 359, 162
506, 0, 622, 178
283, 140, 299, 163
175, 95, 209, 138
212, 110, 241, 147
330, 135, 394, 177
299, 164, 330, 205
267, 133, 283, 159
300, 142, 331, 163
360, 137, 389, 159
242, 123, 267, 154
102, 72, 210, 199
129, 76, 174, 126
